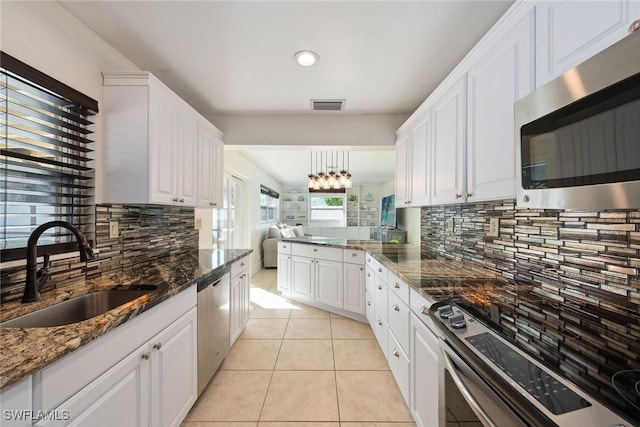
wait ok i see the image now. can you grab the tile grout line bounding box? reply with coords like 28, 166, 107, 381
255, 313, 289, 424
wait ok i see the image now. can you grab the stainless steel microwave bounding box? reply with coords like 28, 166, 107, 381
515, 30, 640, 210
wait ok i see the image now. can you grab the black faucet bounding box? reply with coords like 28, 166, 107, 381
23, 221, 96, 303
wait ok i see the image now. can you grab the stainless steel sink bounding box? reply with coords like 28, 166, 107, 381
0, 286, 158, 328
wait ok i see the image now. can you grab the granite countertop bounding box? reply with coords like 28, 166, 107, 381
0, 248, 252, 391
282, 238, 639, 423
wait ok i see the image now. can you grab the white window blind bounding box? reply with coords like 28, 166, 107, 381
1, 52, 98, 260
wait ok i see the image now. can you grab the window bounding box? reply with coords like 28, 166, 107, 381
260, 185, 279, 223
1, 52, 98, 260
310, 194, 345, 223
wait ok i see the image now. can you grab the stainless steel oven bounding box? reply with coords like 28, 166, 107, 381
515, 29, 640, 210
431, 302, 633, 427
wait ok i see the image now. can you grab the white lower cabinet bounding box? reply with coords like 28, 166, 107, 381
388, 330, 411, 404
343, 262, 365, 315
40, 305, 197, 427
410, 312, 445, 427
230, 256, 251, 346
0, 377, 32, 427
277, 244, 366, 319
373, 306, 389, 362
365, 291, 374, 326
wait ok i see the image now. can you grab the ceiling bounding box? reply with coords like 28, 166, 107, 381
59, 0, 514, 185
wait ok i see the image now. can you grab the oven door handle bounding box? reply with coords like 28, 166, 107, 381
440, 340, 498, 427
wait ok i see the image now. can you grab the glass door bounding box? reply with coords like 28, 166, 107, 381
213, 173, 244, 249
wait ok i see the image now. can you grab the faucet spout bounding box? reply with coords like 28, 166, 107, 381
23, 221, 96, 303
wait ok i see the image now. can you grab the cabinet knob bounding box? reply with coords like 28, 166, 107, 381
172, 197, 179, 202
352, 252, 358, 257
367, 258, 371, 262
377, 285, 382, 290
377, 320, 383, 326
313, 248, 318, 252
367, 273, 371, 277
392, 349, 400, 358
377, 267, 382, 273
420, 306, 429, 315
467, 192, 473, 198
455, 193, 462, 199
367, 301, 371, 306
629, 19, 640, 34
394, 283, 400, 289
179, 198, 185, 203
141, 352, 151, 360
241, 262, 245, 266
212, 202, 217, 206
153, 342, 162, 350
393, 304, 400, 312
360, 267, 363, 271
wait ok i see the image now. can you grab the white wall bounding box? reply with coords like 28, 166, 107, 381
224, 150, 283, 274
210, 114, 408, 147
0, 1, 140, 202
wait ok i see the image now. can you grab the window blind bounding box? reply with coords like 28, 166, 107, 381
1, 52, 99, 260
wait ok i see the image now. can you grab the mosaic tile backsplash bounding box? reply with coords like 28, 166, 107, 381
1, 204, 198, 303
420, 199, 640, 313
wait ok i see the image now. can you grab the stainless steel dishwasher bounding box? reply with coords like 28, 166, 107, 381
197, 269, 230, 396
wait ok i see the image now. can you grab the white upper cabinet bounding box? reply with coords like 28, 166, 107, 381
431, 77, 466, 205
536, 0, 640, 88
103, 72, 223, 207
466, 9, 535, 202
395, 134, 410, 206
409, 115, 432, 206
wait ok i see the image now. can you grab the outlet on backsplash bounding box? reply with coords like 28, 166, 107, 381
488, 217, 500, 237
108, 221, 119, 239
446, 218, 455, 232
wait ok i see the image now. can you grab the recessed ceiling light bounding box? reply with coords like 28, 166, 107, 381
294, 50, 319, 67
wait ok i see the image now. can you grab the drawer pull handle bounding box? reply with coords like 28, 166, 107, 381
367, 273, 371, 277
420, 306, 429, 315
141, 352, 151, 360
172, 197, 179, 202
393, 304, 400, 312
377, 285, 382, 290
393, 349, 400, 358
179, 198, 185, 203
377, 267, 382, 273
352, 252, 358, 257
377, 320, 383, 326
367, 301, 371, 306
314, 248, 318, 252
153, 342, 162, 350
455, 193, 462, 199
360, 267, 364, 271
367, 258, 371, 262
394, 283, 400, 289
241, 262, 245, 266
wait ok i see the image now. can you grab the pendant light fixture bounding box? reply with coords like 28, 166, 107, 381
308, 150, 352, 191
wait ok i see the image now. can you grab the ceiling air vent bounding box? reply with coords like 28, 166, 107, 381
311, 99, 345, 112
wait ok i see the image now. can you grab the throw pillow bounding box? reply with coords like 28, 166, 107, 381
268, 225, 281, 238
291, 226, 305, 237
282, 228, 296, 238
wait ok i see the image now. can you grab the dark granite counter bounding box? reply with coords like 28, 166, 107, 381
0, 248, 252, 391
283, 238, 639, 424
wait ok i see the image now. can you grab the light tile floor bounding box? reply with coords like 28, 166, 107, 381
182, 269, 417, 427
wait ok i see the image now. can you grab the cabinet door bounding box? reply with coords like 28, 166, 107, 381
410, 115, 432, 206
212, 137, 224, 208
150, 308, 197, 427
431, 78, 466, 205
177, 112, 198, 205
315, 259, 343, 309
373, 307, 388, 362
230, 274, 243, 345
395, 134, 410, 206
241, 270, 251, 328
410, 314, 445, 427
197, 122, 215, 207
291, 256, 314, 302
44, 344, 150, 427
149, 88, 179, 204
388, 330, 411, 405
466, 10, 534, 202
387, 291, 409, 354
343, 263, 365, 315
0, 377, 32, 427
277, 254, 292, 293
536, 0, 640, 87
365, 291, 374, 326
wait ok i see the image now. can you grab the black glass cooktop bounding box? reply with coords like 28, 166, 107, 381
466, 332, 591, 415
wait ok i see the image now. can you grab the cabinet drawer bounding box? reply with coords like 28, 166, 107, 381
388, 330, 410, 404
292, 243, 343, 262
387, 291, 410, 354
409, 287, 434, 320
278, 241, 292, 254
365, 291, 374, 327
231, 255, 249, 277
365, 266, 375, 297
374, 276, 388, 320
344, 249, 365, 265
388, 271, 410, 306
365, 252, 376, 267
373, 306, 388, 361
373, 260, 388, 283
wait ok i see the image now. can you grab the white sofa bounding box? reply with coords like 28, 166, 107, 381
263, 224, 307, 268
